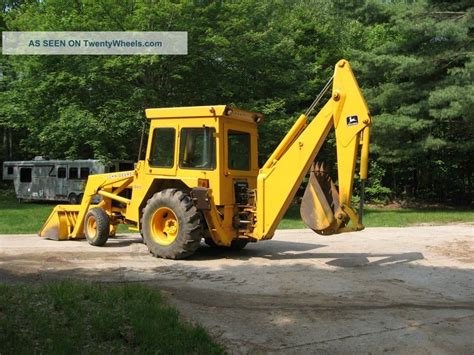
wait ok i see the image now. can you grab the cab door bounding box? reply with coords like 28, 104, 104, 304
146, 126, 178, 176
127, 124, 179, 223
222, 122, 259, 205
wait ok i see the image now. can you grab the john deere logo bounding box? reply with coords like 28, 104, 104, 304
346, 115, 358, 126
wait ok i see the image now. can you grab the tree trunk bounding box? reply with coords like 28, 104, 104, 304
413, 169, 418, 198
8, 129, 13, 160
2, 128, 6, 161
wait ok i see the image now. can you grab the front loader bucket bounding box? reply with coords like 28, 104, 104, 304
300, 163, 340, 235
39, 205, 81, 240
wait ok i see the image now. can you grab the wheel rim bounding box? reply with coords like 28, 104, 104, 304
150, 207, 179, 245
86, 216, 97, 238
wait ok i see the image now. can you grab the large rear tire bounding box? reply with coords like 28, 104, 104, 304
84, 208, 109, 246
141, 189, 201, 259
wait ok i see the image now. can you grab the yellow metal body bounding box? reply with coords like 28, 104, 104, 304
40, 106, 261, 245
39, 59, 371, 253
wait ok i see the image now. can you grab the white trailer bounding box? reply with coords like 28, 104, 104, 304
2, 157, 133, 203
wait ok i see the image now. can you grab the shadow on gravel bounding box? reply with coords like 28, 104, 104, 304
35, 236, 424, 267
192, 240, 424, 266
192, 240, 327, 261
103, 237, 143, 248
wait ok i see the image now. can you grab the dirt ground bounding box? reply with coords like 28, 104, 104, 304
1, 225, 473, 354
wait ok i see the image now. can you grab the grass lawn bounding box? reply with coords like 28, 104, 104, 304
0, 281, 222, 354
0, 189, 472, 234
0, 191, 55, 234
279, 204, 474, 229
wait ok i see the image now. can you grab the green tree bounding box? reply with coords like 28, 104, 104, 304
1, 0, 472, 204
351, 0, 473, 203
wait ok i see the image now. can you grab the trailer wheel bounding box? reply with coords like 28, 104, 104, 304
84, 208, 110, 246
141, 189, 201, 259
68, 193, 78, 205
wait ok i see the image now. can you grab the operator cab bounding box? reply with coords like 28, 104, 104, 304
144, 105, 263, 206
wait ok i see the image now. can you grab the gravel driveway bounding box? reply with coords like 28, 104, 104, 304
1, 225, 473, 353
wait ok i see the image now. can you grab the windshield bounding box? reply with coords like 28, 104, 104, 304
179, 127, 216, 169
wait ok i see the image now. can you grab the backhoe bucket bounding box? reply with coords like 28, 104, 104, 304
39, 205, 81, 240
300, 163, 340, 235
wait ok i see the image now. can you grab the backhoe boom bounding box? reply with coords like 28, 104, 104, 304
253, 59, 372, 239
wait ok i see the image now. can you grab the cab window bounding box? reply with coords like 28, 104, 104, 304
149, 128, 175, 168
179, 127, 216, 170
228, 130, 251, 171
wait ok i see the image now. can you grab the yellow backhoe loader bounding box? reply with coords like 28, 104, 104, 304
39, 59, 372, 259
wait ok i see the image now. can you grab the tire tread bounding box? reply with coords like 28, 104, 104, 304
85, 208, 109, 246
141, 189, 201, 259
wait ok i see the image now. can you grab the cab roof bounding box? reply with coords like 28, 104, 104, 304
145, 105, 264, 125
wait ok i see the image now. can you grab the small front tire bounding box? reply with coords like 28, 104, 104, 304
84, 208, 110, 246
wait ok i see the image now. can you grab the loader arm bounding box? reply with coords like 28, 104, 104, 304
39, 171, 134, 240
253, 59, 372, 239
